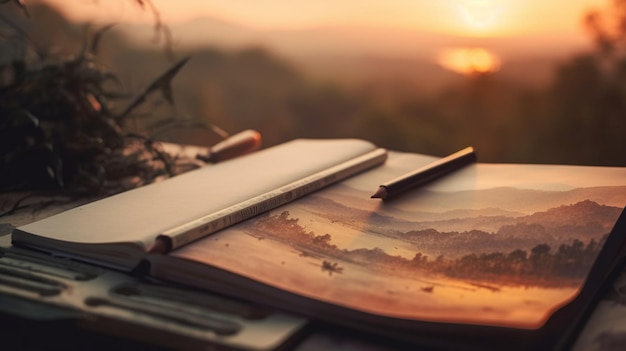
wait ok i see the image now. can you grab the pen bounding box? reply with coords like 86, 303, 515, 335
371, 146, 476, 200
196, 129, 262, 163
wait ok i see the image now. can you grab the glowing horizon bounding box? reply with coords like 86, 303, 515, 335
30, 0, 607, 76
38, 0, 605, 38
438, 47, 501, 74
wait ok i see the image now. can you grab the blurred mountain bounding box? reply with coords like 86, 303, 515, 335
4, 2, 622, 166
117, 16, 594, 90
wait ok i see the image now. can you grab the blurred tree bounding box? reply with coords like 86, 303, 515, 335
537, 0, 626, 165
585, 0, 626, 58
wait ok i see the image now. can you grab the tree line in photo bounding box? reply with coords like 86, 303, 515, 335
247, 210, 605, 286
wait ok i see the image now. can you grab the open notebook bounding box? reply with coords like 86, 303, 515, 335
12, 138, 626, 350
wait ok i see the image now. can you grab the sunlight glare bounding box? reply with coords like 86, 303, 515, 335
438, 48, 501, 75
452, 0, 501, 29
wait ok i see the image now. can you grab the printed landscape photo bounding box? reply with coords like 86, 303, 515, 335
173, 152, 626, 328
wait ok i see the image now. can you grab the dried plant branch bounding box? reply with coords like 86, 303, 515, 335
0, 2, 204, 213
116, 56, 191, 122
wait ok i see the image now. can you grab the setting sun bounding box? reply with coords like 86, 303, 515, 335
40, 0, 605, 36
453, 0, 501, 29
438, 48, 501, 74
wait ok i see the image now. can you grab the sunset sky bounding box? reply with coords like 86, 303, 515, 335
42, 0, 605, 36
37, 0, 608, 74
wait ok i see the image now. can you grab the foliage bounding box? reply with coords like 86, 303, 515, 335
251, 211, 338, 252
445, 239, 601, 281
250, 210, 605, 286
585, 0, 626, 58
534, 0, 626, 165
0, 1, 194, 197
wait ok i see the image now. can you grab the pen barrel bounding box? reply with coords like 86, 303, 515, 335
207, 129, 262, 163
384, 147, 476, 196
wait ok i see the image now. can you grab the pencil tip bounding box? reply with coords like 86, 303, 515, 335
371, 187, 387, 199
